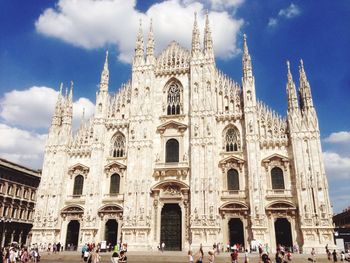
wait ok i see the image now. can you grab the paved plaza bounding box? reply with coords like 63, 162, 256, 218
39, 251, 333, 263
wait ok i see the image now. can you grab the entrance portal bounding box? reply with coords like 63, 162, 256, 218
229, 218, 244, 247
160, 204, 181, 251
66, 220, 80, 250
105, 219, 118, 246
275, 218, 293, 249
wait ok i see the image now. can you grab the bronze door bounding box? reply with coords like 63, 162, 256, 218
160, 204, 182, 251
66, 220, 80, 250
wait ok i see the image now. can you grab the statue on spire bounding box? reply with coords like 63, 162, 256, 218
100, 50, 109, 91
299, 59, 314, 110
286, 61, 299, 113
203, 10, 214, 59
146, 18, 155, 64
191, 12, 201, 55
242, 34, 253, 79
134, 19, 145, 65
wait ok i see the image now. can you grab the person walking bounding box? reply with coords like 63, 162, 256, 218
333, 250, 338, 262
195, 247, 204, 263
188, 250, 194, 263
208, 250, 215, 263
311, 248, 316, 263
161, 242, 165, 252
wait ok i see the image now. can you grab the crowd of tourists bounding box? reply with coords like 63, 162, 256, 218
81, 242, 128, 263
0, 244, 40, 263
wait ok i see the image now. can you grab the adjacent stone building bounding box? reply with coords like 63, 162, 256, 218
0, 158, 41, 247
31, 14, 334, 253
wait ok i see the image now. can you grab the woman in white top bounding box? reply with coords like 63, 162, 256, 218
188, 250, 194, 263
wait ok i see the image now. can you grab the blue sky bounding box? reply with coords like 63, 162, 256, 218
0, 0, 349, 213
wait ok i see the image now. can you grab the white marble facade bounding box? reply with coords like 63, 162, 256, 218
31, 14, 334, 253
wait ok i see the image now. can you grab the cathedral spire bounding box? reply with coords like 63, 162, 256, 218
299, 59, 314, 110
191, 12, 201, 55
242, 34, 253, 79
133, 19, 144, 65
286, 61, 299, 113
69, 80, 73, 102
203, 10, 214, 59
146, 18, 155, 64
51, 83, 63, 127
100, 50, 109, 92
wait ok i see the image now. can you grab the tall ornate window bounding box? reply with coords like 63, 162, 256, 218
166, 139, 179, 163
73, 175, 84, 196
225, 127, 240, 152
271, 167, 285, 189
167, 82, 181, 115
110, 174, 120, 195
227, 169, 239, 190
111, 133, 126, 158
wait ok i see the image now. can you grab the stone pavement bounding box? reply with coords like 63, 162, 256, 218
39, 251, 333, 263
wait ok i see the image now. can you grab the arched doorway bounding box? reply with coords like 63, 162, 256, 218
161, 204, 181, 251
105, 219, 118, 246
229, 218, 244, 248
66, 220, 80, 250
275, 218, 292, 249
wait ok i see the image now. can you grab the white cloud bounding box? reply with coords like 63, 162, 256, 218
72, 97, 95, 129
0, 86, 58, 129
209, 0, 244, 11
323, 151, 350, 179
35, 0, 244, 63
0, 124, 46, 169
268, 18, 278, 27
268, 3, 301, 27
278, 3, 301, 19
324, 131, 350, 144
0, 86, 95, 130
0, 86, 95, 169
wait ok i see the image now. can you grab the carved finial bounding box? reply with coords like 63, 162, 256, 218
134, 18, 144, 64
286, 60, 292, 81
192, 11, 201, 54
82, 107, 85, 120
100, 50, 109, 91
69, 81, 73, 100
286, 61, 299, 112
242, 34, 252, 79
243, 33, 248, 55
104, 50, 109, 69
146, 18, 155, 60
204, 9, 214, 59
59, 82, 63, 95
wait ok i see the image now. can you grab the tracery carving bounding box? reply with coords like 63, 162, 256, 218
167, 82, 181, 115
110, 132, 126, 157
225, 127, 241, 151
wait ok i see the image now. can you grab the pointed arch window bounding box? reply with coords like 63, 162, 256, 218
166, 139, 179, 163
271, 167, 285, 189
110, 173, 120, 195
225, 127, 240, 152
167, 82, 181, 115
111, 133, 126, 158
73, 175, 84, 196
227, 169, 239, 190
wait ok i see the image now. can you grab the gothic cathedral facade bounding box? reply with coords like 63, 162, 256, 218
32, 14, 334, 253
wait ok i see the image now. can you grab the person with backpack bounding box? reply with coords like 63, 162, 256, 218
230, 249, 238, 263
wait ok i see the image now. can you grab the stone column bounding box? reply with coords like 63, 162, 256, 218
10, 230, 15, 243
18, 230, 23, 245
1, 229, 6, 247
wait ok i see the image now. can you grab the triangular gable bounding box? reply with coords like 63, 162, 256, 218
219, 155, 245, 166
262, 153, 288, 163
68, 163, 89, 177
157, 120, 187, 134
104, 161, 126, 170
